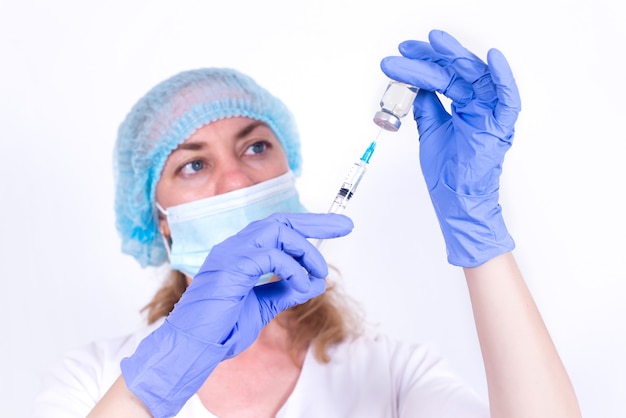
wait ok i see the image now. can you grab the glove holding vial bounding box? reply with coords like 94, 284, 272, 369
378, 29, 520, 267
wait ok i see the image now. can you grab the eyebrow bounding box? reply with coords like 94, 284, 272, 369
176, 120, 269, 151
236, 120, 268, 139
176, 141, 204, 151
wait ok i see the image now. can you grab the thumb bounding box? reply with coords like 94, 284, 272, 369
487, 48, 521, 129
413, 89, 451, 139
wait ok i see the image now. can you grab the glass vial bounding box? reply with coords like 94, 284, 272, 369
373, 81, 418, 132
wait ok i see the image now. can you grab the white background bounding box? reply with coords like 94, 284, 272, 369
1, 0, 624, 416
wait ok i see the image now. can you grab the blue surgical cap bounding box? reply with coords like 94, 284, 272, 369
114, 68, 302, 267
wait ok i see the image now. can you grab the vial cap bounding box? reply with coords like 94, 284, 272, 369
373, 110, 401, 132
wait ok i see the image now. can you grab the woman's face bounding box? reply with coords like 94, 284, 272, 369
156, 116, 289, 236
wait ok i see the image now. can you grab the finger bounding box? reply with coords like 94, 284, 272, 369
254, 276, 326, 318
208, 213, 349, 287
487, 48, 522, 128
197, 239, 324, 294
398, 40, 450, 65
262, 212, 354, 239
240, 247, 326, 293
229, 213, 352, 252
263, 227, 330, 280
251, 215, 343, 286
225, 212, 350, 275
428, 30, 490, 85
380, 56, 474, 104
239, 213, 351, 277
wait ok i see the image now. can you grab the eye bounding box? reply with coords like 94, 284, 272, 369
244, 141, 269, 156
179, 159, 206, 176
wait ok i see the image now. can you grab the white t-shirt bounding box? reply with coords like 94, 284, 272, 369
33, 321, 488, 417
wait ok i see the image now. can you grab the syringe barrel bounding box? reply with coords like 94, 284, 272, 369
315, 149, 371, 250
327, 160, 367, 214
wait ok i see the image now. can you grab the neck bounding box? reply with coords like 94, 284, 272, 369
253, 314, 306, 363
195, 316, 308, 417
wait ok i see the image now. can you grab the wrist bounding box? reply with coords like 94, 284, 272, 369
429, 182, 515, 267
121, 320, 231, 418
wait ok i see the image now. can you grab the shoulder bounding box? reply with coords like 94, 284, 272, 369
61, 319, 163, 384
33, 320, 163, 418
300, 333, 450, 400
294, 333, 488, 418
327, 332, 440, 368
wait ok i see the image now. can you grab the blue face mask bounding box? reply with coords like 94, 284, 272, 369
157, 171, 307, 282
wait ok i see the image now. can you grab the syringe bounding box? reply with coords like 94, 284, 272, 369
326, 140, 376, 214
314, 139, 377, 249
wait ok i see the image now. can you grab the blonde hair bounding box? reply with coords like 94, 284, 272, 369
143, 268, 363, 363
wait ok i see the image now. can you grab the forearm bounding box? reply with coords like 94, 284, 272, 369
87, 375, 152, 418
464, 252, 581, 418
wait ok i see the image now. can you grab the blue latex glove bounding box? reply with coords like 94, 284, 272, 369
121, 212, 353, 417
380, 30, 521, 267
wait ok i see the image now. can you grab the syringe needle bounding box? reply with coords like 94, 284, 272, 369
374, 127, 383, 142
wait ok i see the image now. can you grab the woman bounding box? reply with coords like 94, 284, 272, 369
34, 30, 582, 418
